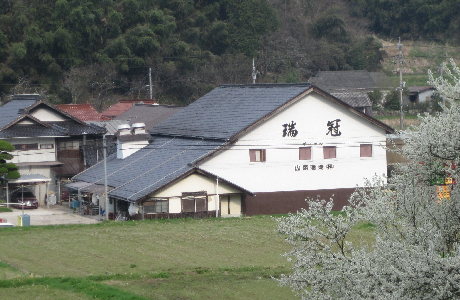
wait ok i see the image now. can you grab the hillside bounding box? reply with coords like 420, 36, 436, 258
0, 0, 457, 107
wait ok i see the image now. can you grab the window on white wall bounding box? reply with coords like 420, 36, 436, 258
40, 144, 54, 149
360, 144, 372, 157
181, 192, 207, 212
13, 143, 38, 151
323, 146, 336, 159
299, 147, 312, 160
144, 198, 168, 213
249, 149, 266, 162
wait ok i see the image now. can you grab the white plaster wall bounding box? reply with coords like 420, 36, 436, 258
154, 173, 241, 198
30, 107, 67, 121
221, 194, 242, 216
17, 120, 35, 125
169, 197, 181, 213
200, 92, 388, 193
419, 90, 434, 103
7, 137, 56, 163
229, 194, 241, 215
152, 173, 242, 214
117, 140, 149, 159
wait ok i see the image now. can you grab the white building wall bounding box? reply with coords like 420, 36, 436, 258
418, 90, 435, 103
151, 173, 242, 214
7, 137, 56, 164
30, 107, 67, 121
117, 140, 149, 159
169, 197, 181, 213
200, 92, 388, 193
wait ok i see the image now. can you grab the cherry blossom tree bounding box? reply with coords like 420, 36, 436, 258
276, 59, 460, 299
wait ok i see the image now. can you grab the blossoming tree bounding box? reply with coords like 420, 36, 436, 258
276, 59, 460, 300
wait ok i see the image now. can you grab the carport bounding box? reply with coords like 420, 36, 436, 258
65, 181, 112, 216
5, 174, 51, 208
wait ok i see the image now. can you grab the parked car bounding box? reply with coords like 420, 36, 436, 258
11, 190, 38, 209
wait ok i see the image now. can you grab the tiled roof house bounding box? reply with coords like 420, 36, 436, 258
309, 70, 394, 116
56, 103, 107, 121
71, 84, 394, 219
102, 99, 157, 119
114, 104, 183, 131
0, 95, 106, 205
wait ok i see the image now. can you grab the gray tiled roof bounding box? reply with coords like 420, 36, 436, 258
115, 104, 183, 131
0, 121, 106, 138
0, 99, 37, 129
150, 84, 311, 140
48, 121, 106, 135
330, 92, 372, 107
73, 136, 226, 201
86, 120, 127, 135
310, 70, 392, 91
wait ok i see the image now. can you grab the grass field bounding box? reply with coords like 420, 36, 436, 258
0, 215, 374, 299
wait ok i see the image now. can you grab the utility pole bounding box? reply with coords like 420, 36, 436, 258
148, 67, 153, 100
440, 64, 445, 106
103, 135, 108, 221
252, 59, 257, 84
397, 38, 404, 131
82, 132, 87, 169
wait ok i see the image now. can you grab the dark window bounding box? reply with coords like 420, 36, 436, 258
360, 144, 372, 157
299, 147, 312, 160
249, 149, 266, 162
144, 199, 168, 213
57, 140, 80, 150
181, 192, 207, 212
323, 146, 336, 159
14, 143, 38, 151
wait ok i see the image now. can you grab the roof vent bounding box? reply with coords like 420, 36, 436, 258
18, 108, 25, 114
131, 123, 146, 134
117, 124, 131, 136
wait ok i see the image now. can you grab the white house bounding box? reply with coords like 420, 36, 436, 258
70, 84, 394, 218
408, 86, 436, 103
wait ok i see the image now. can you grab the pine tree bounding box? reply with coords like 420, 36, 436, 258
0, 140, 19, 183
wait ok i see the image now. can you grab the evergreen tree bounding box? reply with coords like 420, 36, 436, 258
0, 140, 19, 183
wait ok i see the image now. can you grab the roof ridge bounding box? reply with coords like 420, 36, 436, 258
219, 83, 311, 88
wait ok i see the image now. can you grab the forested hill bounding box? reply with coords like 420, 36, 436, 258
0, 0, 457, 107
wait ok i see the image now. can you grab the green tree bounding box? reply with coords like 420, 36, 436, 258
0, 140, 19, 183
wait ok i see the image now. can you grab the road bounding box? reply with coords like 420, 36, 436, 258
0, 204, 102, 226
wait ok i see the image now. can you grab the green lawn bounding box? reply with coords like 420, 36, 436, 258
0, 215, 374, 299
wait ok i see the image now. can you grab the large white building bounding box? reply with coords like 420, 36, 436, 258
71, 84, 394, 218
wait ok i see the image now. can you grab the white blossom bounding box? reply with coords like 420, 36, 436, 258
276, 61, 460, 299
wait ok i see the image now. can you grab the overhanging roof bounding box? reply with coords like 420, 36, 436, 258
66, 181, 113, 194
7, 174, 51, 184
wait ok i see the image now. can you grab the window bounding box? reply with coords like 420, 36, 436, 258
249, 149, 266, 162
360, 144, 372, 157
299, 147, 312, 160
40, 144, 54, 149
323, 146, 336, 159
181, 192, 207, 212
57, 140, 80, 150
14, 143, 38, 151
144, 198, 168, 213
